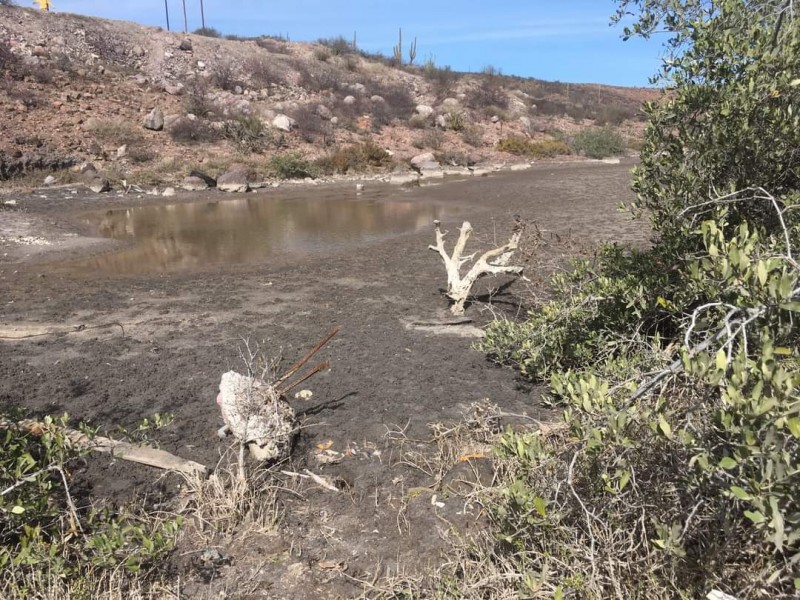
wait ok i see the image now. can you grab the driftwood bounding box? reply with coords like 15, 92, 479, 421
429, 220, 524, 315
1, 418, 209, 476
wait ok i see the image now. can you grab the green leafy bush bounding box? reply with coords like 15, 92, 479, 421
496, 136, 572, 158
571, 127, 625, 158
0, 415, 180, 592
269, 152, 317, 179
479, 2, 800, 597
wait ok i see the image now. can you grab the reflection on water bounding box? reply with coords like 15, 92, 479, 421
70, 194, 446, 275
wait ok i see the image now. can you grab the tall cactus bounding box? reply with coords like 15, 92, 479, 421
408, 36, 417, 65
393, 28, 403, 65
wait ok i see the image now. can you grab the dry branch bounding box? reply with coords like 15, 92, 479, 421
429, 220, 524, 315
0, 418, 209, 476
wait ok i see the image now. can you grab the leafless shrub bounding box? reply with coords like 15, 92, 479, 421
293, 60, 346, 93
462, 126, 484, 147
182, 79, 215, 117
127, 146, 156, 163
408, 114, 428, 129
422, 63, 459, 99
435, 150, 471, 167
411, 130, 444, 151
255, 37, 290, 54
168, 118, 221, 144
317, 36, 356, 56
245, 56, 283, 88
87, 119, 144, 146
290, 104, 332, 144
314, 141, 392, 174
369, 81, 415, 127
212, 60, 243, 91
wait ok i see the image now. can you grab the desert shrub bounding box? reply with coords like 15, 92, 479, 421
269, 152, 316, 179
0, 39, 15, 72
314, 141, 392, 174
193, 26, 221, 37
0, 414, 181, 594
533, 97, 569, 117
221, 114, 270, 152
255, 37, 290, 54
246, 56, 283, 88
411, 130, 444, 151
317, 36, 355, 56
168, 118, 220, 144
595, 104, 637, 126
444, 110, 466, 131
212, 60, 242, 91
370, 81, 415, 126
408, 114, 428, 129
127, 146, 156, 163
496, 136, 571, 158
290, 104, 332, 144
479, 2, 800, 597
182, 79, 215, 117
313, 48, 331, 62
423, 63, 459, 99
466, 74, 509, 111
293, 60, 345, 93
461, 126, 483, 147
571, 127, 625, 158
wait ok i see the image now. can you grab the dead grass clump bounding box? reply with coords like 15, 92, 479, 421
315, 141, 392, 174
212, 60, 243, 92
182, 79, 215, 117
255, 37, 290, 54
462, 126, 484, 147
87, 119, 145, 147
221, 114, 272, 153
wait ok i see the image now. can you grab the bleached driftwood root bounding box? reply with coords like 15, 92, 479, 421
429, 220, 524, 315
0, 418, 209, 476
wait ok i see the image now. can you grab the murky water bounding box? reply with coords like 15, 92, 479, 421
69, 190, 448, 275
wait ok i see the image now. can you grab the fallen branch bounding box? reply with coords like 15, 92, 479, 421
1, 418, 208, 476
429, 220, 524, 315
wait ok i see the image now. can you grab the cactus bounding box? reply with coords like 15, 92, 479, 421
408, 36, 417, 65
393, 28, 403, 65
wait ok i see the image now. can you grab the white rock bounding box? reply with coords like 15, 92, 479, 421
43, 175, 56, 186
343, 95, 356, 105
272, 114, 295, 132
162, 187, 176, 197
415, 104, 434, 118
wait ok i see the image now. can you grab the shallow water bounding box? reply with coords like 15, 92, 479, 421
69, 190, 448, 275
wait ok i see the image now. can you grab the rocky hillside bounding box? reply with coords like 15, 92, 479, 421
0, 5, 658, 190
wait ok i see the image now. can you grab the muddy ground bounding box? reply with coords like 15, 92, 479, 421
0, 161, 647, 598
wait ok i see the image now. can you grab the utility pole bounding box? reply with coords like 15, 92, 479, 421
164, 0, 170, 31
200, 0, 205, 29
181, 0, 188, 33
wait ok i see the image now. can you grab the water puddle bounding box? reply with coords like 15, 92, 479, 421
65, 191, 448, 275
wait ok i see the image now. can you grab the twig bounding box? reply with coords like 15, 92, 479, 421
0, 321, 125, 340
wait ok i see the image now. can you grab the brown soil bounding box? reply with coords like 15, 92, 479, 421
0, 161, 647, 597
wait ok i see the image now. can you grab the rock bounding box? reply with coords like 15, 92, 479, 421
370, 95, 385, 103
77, 161, 97, 175
116, 145, 128, 158
490, 115, 500, 123
435, 114, 448, 129
162, 187, 176, 197
509, 163, 531, 171
343, 95, 356, 105
181, 175, 209, 191
164, 83, 183, 96
43, 175, 56, 186
86, 177, 111, 193
519, 116, 531, 129
330, 116, 338, 125
217, 168, 250, 193
32, 46, 49, 58
316, 104, 333, 120
415, 104, 434, 118
389, 173, 420, 186
197, 60, 206, 69
271, 114, 295, 132
233, 85, 243, 95
179, 38, 193, 52
441, 97, 460, 108
189, 170, 217, 187
355, 183, 364, 191
143, 107, 164, 131
442, 457, 494, 495
133, 74, 148, 86
132, 45, 145, 57
410, 152, 437, 170
350, 83, 366, 94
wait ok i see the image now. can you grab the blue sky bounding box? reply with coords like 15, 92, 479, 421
49, 1, 663, 86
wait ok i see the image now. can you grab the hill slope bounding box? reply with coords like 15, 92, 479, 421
0, 5, 658, 188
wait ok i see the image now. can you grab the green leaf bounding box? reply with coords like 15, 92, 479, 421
534, 496, 547, 517
730, 486, 751, 501
788, 418, 800, 438
554, 587, 564, 600
715, 348, 728, 371
619, 470, 631, 491
719, 456, 738, 470
780, 301, 800, 313
756, 260, 768, 285
10, 506, 25, 515
745, 510, 765, 525
658, 415, 673, 440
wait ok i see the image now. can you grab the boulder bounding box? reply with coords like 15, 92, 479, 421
116, 145, 127, 158
179, 38, 193, 52
435, 114, 448, 129
271, 114, 295, 132
131, 45, 145, 57
370, 95, 385, 103
519, 116, 531, 129
143, 107, 164, 131
316, 104, 333, 120
86, 177, 111, 193
162, 187, 176, 197
164, 83, 183, 96
415, 104, 434, 118
217, 168, 250, 193
342, 95, 356, 105
181, 176, 209, 191
43, 175, 56, 186
441, 97, 460, 108
410, 152, 437, 170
